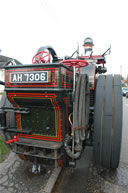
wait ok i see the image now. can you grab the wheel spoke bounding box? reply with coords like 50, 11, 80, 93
32, 51, 50, 64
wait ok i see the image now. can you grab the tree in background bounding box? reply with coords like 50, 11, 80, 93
121, 75, 128, 87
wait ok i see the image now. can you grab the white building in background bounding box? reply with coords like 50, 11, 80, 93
0, 55, 21, 96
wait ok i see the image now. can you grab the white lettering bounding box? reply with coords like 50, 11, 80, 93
29, 74, 34, 81
41, 73, 45, 81
12, 74, 17, 82
11, 71, 48, 83
35, 73, 40, 81
17, 74, 22, 82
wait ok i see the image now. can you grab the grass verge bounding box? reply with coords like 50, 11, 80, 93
0, 135, 10, 163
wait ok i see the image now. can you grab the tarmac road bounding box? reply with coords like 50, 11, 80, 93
53, 146, 93, 193
87, 97, 128, 193
120, 97, 128, 164
0, 97, 128, 193
0, 152, 53, 193
55, 97, 128, 193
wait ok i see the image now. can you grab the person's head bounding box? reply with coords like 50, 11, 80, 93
83, 37, 94, 54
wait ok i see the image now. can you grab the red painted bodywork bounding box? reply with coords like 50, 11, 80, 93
8, 93, 61, 142
79, 55, 105, 64
5, 68, 59, 88
61, 69, 73, 88
63, 97, 69, 132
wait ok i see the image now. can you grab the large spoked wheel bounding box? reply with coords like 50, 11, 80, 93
0, 92, 16, 150
32, 51, 50, 64
61, 59, 88, 68
94, 75, 122, 169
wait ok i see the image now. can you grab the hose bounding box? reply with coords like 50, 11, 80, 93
64, 135, 82, 159
81, 74, 90, 137
79, 74, 86, 141
73, 74, 82, 144
64, 74, 90, 159
74, 74, 90, 142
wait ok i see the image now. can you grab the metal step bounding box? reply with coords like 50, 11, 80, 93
15, 138, 62, 150
13, 150, 63, 160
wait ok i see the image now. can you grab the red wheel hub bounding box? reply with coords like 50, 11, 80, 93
61, 59, 88, 67
61, 59, 88, 72
32, 51, 50, 64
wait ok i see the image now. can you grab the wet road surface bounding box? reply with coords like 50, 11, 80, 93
87, 97, 128, 193
53, 147, 93, 193
0, 152, 53, 193
0, 97, 128, 193
54, 97, 128, 193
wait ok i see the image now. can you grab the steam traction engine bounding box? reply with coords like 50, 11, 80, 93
0, 46, 122, 173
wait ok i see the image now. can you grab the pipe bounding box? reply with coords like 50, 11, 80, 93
64, 135, 82, 159
79, 74, 86, 141
65, 74, 90, 160
73, 74, 82, 144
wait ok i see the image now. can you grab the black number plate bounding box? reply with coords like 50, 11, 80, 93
10, 71, 48, 83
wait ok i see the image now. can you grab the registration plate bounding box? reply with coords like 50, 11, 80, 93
10, 71, 48, 83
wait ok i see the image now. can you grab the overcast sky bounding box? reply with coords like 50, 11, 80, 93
0, 0, 128, 77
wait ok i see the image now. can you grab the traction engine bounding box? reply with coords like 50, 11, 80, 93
0, 46, 122, 173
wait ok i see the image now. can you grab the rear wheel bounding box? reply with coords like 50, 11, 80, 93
94, 75, 122, 169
